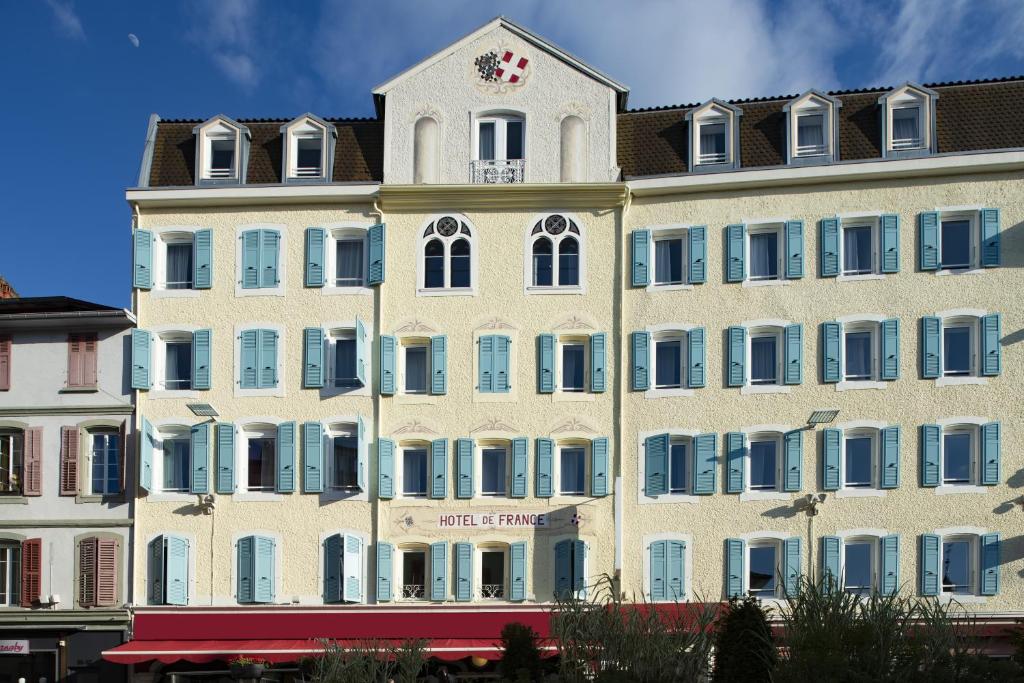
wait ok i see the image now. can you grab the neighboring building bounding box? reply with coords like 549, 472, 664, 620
0, 296, 135, 681
0, 277, 18, 299
109, 15, 1022, 676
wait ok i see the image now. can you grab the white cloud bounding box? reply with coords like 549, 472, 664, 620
128, 33, 140, 48
186, 0, 261, 89
45, 0, 85, 41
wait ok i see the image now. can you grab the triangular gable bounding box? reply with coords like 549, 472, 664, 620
684, 98, 743, 121
192, 114, 250, 139
783, 89, 842, 112
877, 81, 939, 105
279, 113, 337, 138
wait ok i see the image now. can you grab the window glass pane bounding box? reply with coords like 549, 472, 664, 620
403, 449, 428, 496
532, 238, 553, 286
842, 226, 872, 275
943, 326, 971, 375
557, 238, 579, 286
247, 437, 275, 491
655, 339, 682, 389
296, 137, 321, 171
940, 220, 971, 269
424, 239, 445, 288
844, 436, 873, 487
0, 545, 19, 606
655, 238, 683, 285
561, 344, 585, 392
450, 239, 471, 288
560, 447, 585, 495
335, 239, 363, 286
749, 232, 779, 279
91, 432, 120, 495
165, 341, 193, 389
943, 432, 971, 484
404, 346, 428, 394
749, 545, 776, 596
797, 114, 825, 152
749, 440, 777, 489
669, 442, 687, 493
332, 435, 358, 489
892, 108, 920, 145
481, 551, 505, 598
942, 540, 971, 592
163, 438, 191, 492
334, 339, 357, 387
505, 120, 524, 160
403, 551, 426, 598
478, 122, 496, 160
844, 331, 873, 380
750, 335, 777, 384
0, 434, 23, 494
700, 122, 726, 162
166, 243, 193, 289
481, 447, 507, 496
844, 542, 872, 593
210, 138, 234, 171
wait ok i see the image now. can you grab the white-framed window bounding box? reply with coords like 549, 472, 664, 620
194, 117, 248, 184
784, 90, 840, 163
747, 540, 782, 598
241, 426, 276, 493
841, 219, 878, 276
842, 537, 877, 595
0, 430, 24, 496
324, 227, 368, 290
653, 331, 686, 390
748, 326, 783, 387
400, 339, 429, 395
940, 535, 975, 595
207, 132, 237, 179
158, 232, 195, 290
479, 443, 509, 498
281, 115, 335, 182
0, 542, 21, 606
527, 214, 583, 291
157, 426, 191, 494
686, 100, 741, 170
156, 332, 193, 392
419, 215, 476, 294
843, 322, 879, 382
399, 545, 428, 600
400, 444, 429, 498
89, 429, 121, 496
697, 118, 727, 165
478, 544, 508, 600
941, 425, 978, 486
327, 329, 359, 390
654, 232, 686, 286
747, 225, 783, 281
747, 433, 782, 493
557, 442, 587, 496
557, 336, 588, 393
842, 429, 876, 489
939, 213, 976, 271
942, 316, 976, 377
326, 423, 359, 493
880, 84, 935, 157
795, 111, 826, 157
668, 436, 690, 494
891, 105, 922, 151
475, 114, 524, 162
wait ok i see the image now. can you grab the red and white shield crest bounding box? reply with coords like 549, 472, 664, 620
494, 51, 529, 84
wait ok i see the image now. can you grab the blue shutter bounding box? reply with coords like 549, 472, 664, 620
727, 326, 746, 387
649, 541, 667, 601
590, 333, 607, 393
880, 319, 899, 381
784, 323, 802, 385
139, 417, 154, 491
192, 329, 212, 390
591, 437, 609, 497
259, 230, 280, 288
980, 533, 1000, 596
726, 224, 746, 282
981, 314, 1001, 377
572, 541, 586, 597
237, 536, 255, 603
822, 322, 842, 383
241, 230, 261, 289
667, 541, 685, 600
726, 432, 745, 494
631, 331, 651, 391
692, 433, 717, 495
687, 328, 705, 389
303, 328, 324, 389
631, 229, 651, 287
430, 438, 448, 499
511, 437, 528, 498
376, 542, 393, 602
367, 223, 385, 285
920, 424, 940, 487
165, 535, 189, 606
253, 536, 275, 603
302, 421, 323, 494
819, 217, 840, 277
880, 535, 899, 596
258, 329, 278, 388
494, 335, 511, 392
783, 430, 802, 492
644, 433, 669, 496
920, 533, 940, 596
133, 229, 153, 289
821, 536, 840, 589
538, 333, 555, 393
215, 423, 235, 493
822, 428, 841, 491
379, 335, 396, 395
725, 539, 744, 598
377, 438, 394, 499
276, 422, 295, 493
785, 220, 804, 279
190, 423, 210, 494
554, 540, 572, 599
535, 438, 554, 498
920, 316, 941, 379
430, 542, 447, 601
456, 438, 474, 498
343, 534, 362, 603
981, 422, 1000, 486
510, 542, 527, 601
148, 536, 164, 604
881, 426, 900, 489
305, 227, 326, 287
239, 330, 258, 389
880, 214, 900, 273
357, 416, 366, 491
355, 317, 368, 387
324, 534, 342, 603
430, 335, 447, 395
918, 212, 939, 271
131, 329, 152, 390
194, 228, 213, 289
980, 208, 1000, 267
688, 226, 707, 284
478, 335, 494, 393
455, 542, 472, 602
783, 537, 801, 596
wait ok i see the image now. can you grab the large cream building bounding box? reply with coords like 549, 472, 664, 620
108, 15, 1022, 674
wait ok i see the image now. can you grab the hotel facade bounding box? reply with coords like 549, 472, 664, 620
106, 16, 1022, 674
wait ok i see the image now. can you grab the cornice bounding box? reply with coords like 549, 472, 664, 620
379, 183, 628, 211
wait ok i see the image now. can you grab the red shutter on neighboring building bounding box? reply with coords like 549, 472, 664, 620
67, 334, 98, 388
0, 338, 10, 391
79, 537, 97, 607
96, 538, 118, 607
60, 426, 79, 496
20, 538, 42, 607
22, 427, 42, 497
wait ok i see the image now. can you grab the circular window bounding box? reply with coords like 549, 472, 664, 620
544, 215, 567, 235
436, 216, 459, 237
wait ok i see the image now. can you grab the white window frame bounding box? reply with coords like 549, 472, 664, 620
667, 436, 692, 495
939, 534, 977, 598
936, 210, 980, 274
744, 431, 784, 497
232, 323, 285, 398
321, 323, 371, 398
890, 104, 924, 151
523, 213, 586, 295
840, 428, 878, 491
323, 225, 371, 296
416, 215, 478, 297
397, 544, 429, 601
745, 223, 784, 284
151, 424, 193, 500
234, 422, 282, 502
837, 216, 880, 279
935, 310, 987, 386
399, 338, 430, 397
839, 535, 878, 596
0, 430, 25, 497
0, 542, 21, 607
556, 336, 589, 394
939, 424, 979, 489
745, 538, 783, 600
652, 332, 685, 391
794, 108, 829, 158
151, 227, 204, 299
397, 443, 430, 499
696, 116, 729, 166
476, 543, 509, 601
637, 428, 701, 505
324, 422, 360, 495
472, 113, 525, 162
286, 121, 327, 180
645, 225, 692, 292
234, 224, 287, 298
834, 314, 888, 392
203, 128, 239, 181
477, 441, 510, 499
153, 331, 195, 396
842, 322, 878, 383
644, 323, 698, 399
554, 441, 588, 498
742, 321, 789, 395
87, 428, 121, 497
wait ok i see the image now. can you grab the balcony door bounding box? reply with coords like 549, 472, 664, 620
477, 115, 524, 161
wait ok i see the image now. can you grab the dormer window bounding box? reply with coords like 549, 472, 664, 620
281, 114, 336, 183
208, 134, 236, 178
698, 120, 727, 164
879, 83, 937, 158
784, 90, 841, 164
891, 106, 921, 150
193, 116, 250, 186
685, 99, 742, 172
296, 136, 322, 176
796, 113, 825, 156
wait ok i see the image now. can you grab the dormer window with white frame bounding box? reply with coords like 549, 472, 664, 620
281, 114, 336, 183
784, 90, 841, 164
685, 99, 742, 172
879, 83, 938, 158
193, 116, 250, 186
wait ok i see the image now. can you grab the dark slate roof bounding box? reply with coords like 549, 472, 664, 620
0, 297, 123, 315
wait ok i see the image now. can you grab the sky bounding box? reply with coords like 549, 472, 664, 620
2, 0, 1024, 308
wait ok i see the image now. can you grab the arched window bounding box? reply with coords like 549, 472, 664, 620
424, 239, 445, 289
532, 238, 553, 286
558, 237, 579, 286
419, 216, 476, 293
526, 214, 583, 291
450, 239, 471, 288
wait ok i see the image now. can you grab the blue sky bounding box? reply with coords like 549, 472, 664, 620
3, 0, 1024, 308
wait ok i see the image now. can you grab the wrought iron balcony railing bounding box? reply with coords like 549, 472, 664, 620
481, 583, 505, 599
470, 159, 525, 184
402, 584, 425, 599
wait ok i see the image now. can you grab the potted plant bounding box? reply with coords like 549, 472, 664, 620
229, 655, 269, 679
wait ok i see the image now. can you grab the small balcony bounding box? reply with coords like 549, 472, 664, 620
470, 159, 525, 184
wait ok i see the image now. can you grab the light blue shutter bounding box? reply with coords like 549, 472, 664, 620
324, 534, 342, 603
456, 438, 474, 498
510, 542, 527, 601
367, 223, 385, 285
194, 228, 213, 289
192, 329, 212, 390
357, 416, 366, 491
305, 227, 326, 287
379, 335, 396, 395
783, 537, 801, 596
880, 319, 899, 381
376, 542, 393, 602
727, 326, 746, 387
631, 331, 650, 391
355, 317, 368, 387
430, 438, 448, 499
726, 224, 746, 282
920, 316, 941, 379
133, 229, 153, 289
165, 535, 189, 606
139, 417, 154, 491
920, 533, 940, 596
259, 230, 280, 288
726, 432, 745, 494
783, 430, 803, 492
881, 426, 900, 489
239, 330, 258, 389
649, 541, 667, 601
554, 540, 572, 599
303, 421, 323, 494
880, 214, 900, 273
920, 424, 940, 487
254, 536, 275, 603
455, 542, 472, 602
822, 322, 842, 383
241, 230, 261, 289
258, 329, 278, 388
981, 314, 1001, 377
821, 536, 840, 589
687, 328, 705, 389
631, 229, 650, 287
190, 423, 210, 494
981, 422, 1000, 486
148, 537, 164, 604
980, 208, 1000, 268
538, 334, 555, 393
237, 536, 255, 603
819, 217, 840, 277
131, 329, 152, 390
430, 335, 447, 395
725, 539, 744, 598
478, 335, 494, 393
822, 428, 841, 491
667, 541, 685, 600
511, 437, 528, 498
880, 535, 899, 596
688, 226, 707, 284
343, 534, 362, 603
980, 533, 1000, 596
536, 438, 553, 498
377, 438, 394, 499
591, 437, 609, 497
644, 433, 669, 496
303, 328, 324, 389
430, 542, 447, 601
590, 333, 607, 393
785, 220, 804, 279
276, 422, 295, 493
494, 335, 511, 392
215, 423, 235, 493
784, 324, 802, 385
918, 212, 939, 271
572, 541, 586, 597
692, 433, 717, 495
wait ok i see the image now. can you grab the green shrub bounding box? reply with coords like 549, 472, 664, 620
498, 622, 543, 681
712, 595, 775, 683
